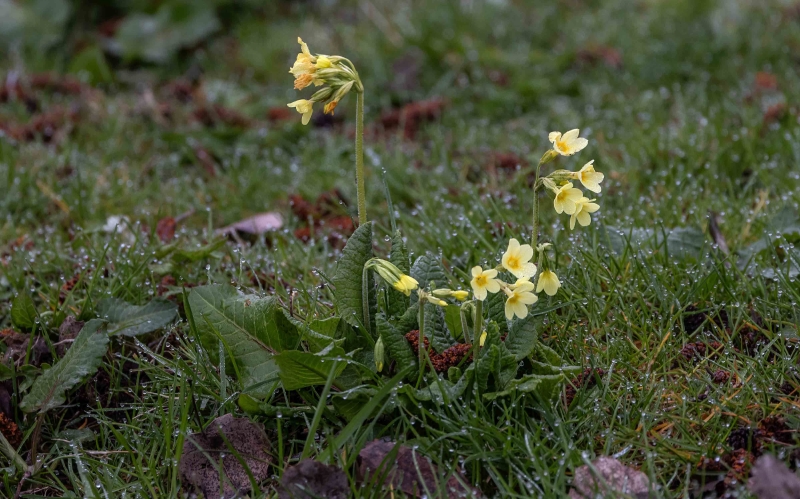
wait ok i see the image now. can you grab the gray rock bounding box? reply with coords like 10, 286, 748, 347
569, 456, 653, 499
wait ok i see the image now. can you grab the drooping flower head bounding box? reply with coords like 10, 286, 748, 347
536, 270, 561, 296
549, 129, 589, 156
504, 286, 538, 320
569, 197, 600, 230
553, 182, 583, 215
470, 266, 501, 301
365, 258, 419, 296
572, 160, 604, 193
394, 274, 420, 296
501, 238, 537, 279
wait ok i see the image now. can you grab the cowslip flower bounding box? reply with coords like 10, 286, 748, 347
470, 266, 501, 301
394, 274, 420, 296
290, 38, 336, 89
570, 197, 600, 229
553, 182, 583, 215
479, 330, 487, 347
504, 286, 538, 320
287, 99, 315, 125
549, 129, 589, 156
536, 270, 561, 296
501, 238, 537, 279
432, 289, 470, 301
572, 160, 604, 193
509, 277, 534, 291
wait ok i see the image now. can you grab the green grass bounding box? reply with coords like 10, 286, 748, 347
2, 0, 800, 497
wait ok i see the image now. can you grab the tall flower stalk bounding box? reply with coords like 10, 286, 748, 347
287, 38, 368, 224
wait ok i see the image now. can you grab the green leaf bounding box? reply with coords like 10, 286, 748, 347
333, 222, 374, 330
486, 288, 509, 334
483, 373, 565, 401
476, 341, 517, 392
395, 302, 419, 333
425, 302, 454, 353
171, 238, 226, 263
11, 294, 37, 330
111, 2, 221, 64
533, 342, 564, 365
410, 254, 447, 301
444, 305, 464, 341
273, 348, 348, 391
331, 385, 380, 421
665, 227, 707, 261
303, 317, 344, 353
505, 315, 540, 361
387, 231, 411, 318
20, 320, 109, 413
97, 298, 178, 336
377, 314, 417, 375
187, 284, 299, 397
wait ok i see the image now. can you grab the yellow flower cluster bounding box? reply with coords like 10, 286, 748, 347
544, 129, 604, 230
470, 239, 561, 320
287, 38, 362, 125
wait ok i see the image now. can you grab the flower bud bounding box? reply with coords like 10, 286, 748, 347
431, 288, 468, 301
374, 337, 385, 372
540, 149, 559, 165
479, 330, 487, 347
365, 258, 418, 296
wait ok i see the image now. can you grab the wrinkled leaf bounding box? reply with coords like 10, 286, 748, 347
179, 414, 271, 499
97, 297, 178, 336
20, 320, 109, 413
303, 317, 343, 353
425, 302, 453, 354
333, 222, 374, 330
505, 314, 539, 361
187, 284, 299, 397
410, 254, 447, 302
444, 304, 464, 340
377, 314, 417, 376
486, 288, 508, 334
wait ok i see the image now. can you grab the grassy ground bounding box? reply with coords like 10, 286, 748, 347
2, 0, 800, 497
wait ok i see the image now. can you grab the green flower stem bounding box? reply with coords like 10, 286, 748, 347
355, 91, 367, 225
416, 296, 426, 387
531, 159, 545, 250
472, 299, 483, 407
361, 265, 374, 346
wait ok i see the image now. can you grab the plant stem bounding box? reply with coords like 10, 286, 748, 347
355, 91, 367, 225
472, 299, 483, 409
416, 298, 425, 388
531, 159, 544, 250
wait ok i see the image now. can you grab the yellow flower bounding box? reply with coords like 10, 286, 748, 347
548, 129, 589, 156
509, 277, 534, 291
479, 330, 487, 347
501, 238, 537, 279
287, 99, 315, 125
393, 274, 419, 296
569, 197, 600, 230
470, 266, 501, 301
572, 160, 604, 193
536, 270, 561, 296
290, 38, 328, 90
451, 290, 470, 301
553, 182, 583, 215
504, 287, 538, 320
